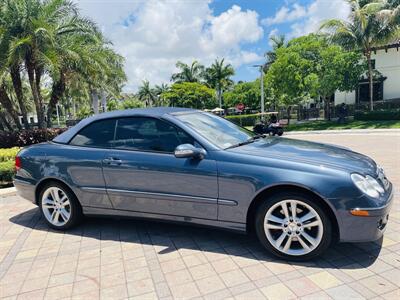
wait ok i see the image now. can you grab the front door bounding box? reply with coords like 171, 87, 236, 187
102, 117, 218, 219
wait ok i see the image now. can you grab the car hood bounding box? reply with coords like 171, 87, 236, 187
228, 137, 377, 174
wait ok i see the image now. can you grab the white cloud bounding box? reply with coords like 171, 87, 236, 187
262, 3, 306, 26
75, 0, 264, 91
262, 0, 350, 38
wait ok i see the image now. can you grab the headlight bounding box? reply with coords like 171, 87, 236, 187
351, 173, 384, 198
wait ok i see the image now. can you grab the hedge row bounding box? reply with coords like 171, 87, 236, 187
0, 160, 14, 183
0, 128, 67, 148
226, 114, 260, 126
354, 109, 400, 121
0, 147, 20, 162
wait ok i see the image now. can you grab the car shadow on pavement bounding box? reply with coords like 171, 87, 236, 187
10, 207, 383, 270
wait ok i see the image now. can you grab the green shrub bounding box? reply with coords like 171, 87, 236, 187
354, 109, 400, 121
0, 160, 15, 183
0, 128, 67, 148
226, 114, 260, 126
0, 147, 20, 162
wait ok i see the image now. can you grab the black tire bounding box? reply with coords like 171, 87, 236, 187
38, 181, 83, 230
255, 192, 332, 261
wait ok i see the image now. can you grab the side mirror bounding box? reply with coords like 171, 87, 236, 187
174, 144, 206, 159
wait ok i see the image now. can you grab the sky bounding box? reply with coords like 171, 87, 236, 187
75, 0, 351, 92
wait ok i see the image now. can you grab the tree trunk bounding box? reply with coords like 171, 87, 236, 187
10, 65, 30, 129
91, 89, 99, 114
0, 83, 22, 130
25, 58, 45, 128
101, 91, 107, 112
0, 111, 13, 131
47, 73, 66, 127
324, 96, 331, 121
286, 106, 291, 125
217, 87, 222, 108
366, 51, 374, 111
34, 66, 46, 127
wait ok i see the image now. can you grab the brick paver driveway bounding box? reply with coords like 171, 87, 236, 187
1, 132, 399, 300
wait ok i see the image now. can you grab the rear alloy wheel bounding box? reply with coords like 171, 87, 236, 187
39, 182, 82, 230
255, 193, 332, 260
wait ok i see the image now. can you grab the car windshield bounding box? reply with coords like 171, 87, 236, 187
175, 112, 255, 149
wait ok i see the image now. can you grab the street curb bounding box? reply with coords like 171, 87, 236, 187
285, 128, 400, 135
0, 187, 16, 197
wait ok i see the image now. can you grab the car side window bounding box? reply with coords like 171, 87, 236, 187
114, 117, 194, 153
69, 119, 116, 148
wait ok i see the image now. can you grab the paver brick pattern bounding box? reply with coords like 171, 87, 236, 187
0, 132, 399, 299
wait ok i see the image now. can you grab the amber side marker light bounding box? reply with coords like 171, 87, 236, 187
350, 209, 370, 217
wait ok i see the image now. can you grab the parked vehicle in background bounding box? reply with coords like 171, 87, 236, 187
253, 112, 284, 136
14, 108, 393, 260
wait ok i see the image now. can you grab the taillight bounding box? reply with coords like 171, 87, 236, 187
15, 156, 21, 171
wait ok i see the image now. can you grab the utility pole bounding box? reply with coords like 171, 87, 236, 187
253, 65, 265, 121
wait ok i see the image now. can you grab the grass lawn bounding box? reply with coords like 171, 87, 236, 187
245, 120, 400, 132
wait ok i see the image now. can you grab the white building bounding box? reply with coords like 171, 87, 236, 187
335, 42, 400, 105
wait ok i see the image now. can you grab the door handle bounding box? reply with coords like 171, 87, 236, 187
103, 157, 122, 165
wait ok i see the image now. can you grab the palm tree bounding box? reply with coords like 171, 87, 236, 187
204, 58, 235, 108
264, 35, 286, 73
171, 61, 204, 83
321, 0, 400, 111
138, 80, 156, 107
1, 0, 126, 127
154, 83, 169, 106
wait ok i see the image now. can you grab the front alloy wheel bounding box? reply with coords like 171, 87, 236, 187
255, 192, 332, 260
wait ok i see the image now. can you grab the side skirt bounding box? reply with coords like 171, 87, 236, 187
83, 206, 247, 233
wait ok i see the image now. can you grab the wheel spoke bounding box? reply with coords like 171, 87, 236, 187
43, 197, 55, 205
43, 204, 55, 209
265, 223, 283, 230
281, 203, 289, 219
61, 199, 70, 207
50, 189, 59, 202
298, 235, 311, 250
299, 211, 316, 223
59, 208, 70, 221
301, 231, 317, 247
275, 232, 286, 248
60, 195, 68, 203
267, 214, 285, 225
290, 201, 297, 219
283, 236, 292, 252
303, 220, 321, 228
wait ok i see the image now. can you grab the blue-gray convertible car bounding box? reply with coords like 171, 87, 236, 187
14, 107, 393, 260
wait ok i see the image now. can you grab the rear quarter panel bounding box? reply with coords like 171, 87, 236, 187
16, 142, 112, 208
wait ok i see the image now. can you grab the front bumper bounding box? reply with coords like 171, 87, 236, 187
13, 178, 36, 204
338, 186, 393, 242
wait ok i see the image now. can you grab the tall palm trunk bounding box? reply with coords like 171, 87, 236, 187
26, 57, 45, 128
47, 73, 65, 127
0, 83, 22, 130
365, 51, 374, 111
35, 66, 46, 127
217, 85, 222, 108
10, 65, 30, 129
91, 89, 99, 114
0, 111, 13, 131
